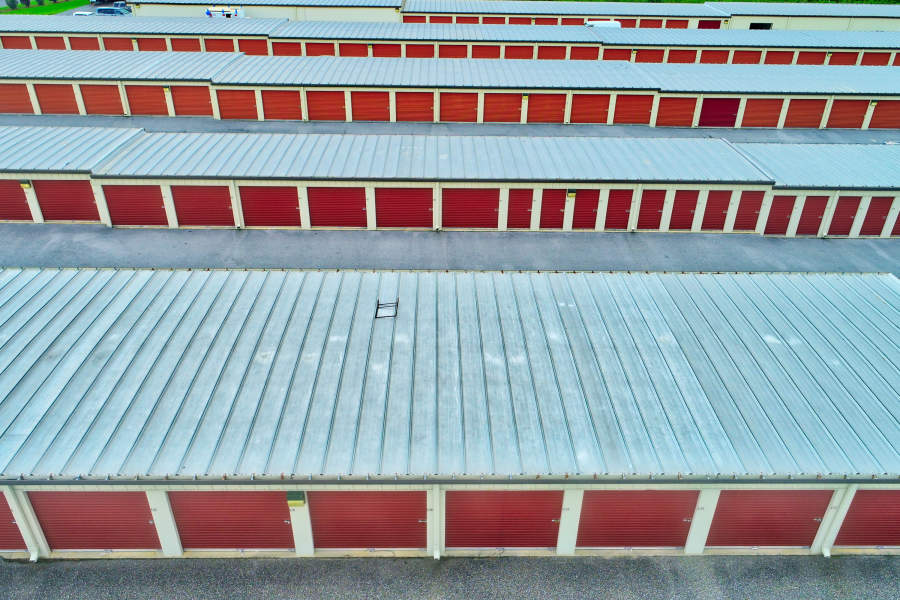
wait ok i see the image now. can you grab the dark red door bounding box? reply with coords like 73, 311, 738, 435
577, 491, 698, 548
217, 89, 257, 120
665, 19, 688, 28
0, 83, 34, 113
795, 195, 828, 235
306, 91, 346, 121
439, 44, 467, 58
396, 92, 434, 121
406, 44, 434, 58
835, 490, 900, 547
102, 185, 168, 226
0, 35, 31, 49
204, 38, 235, 52
701, 190, 732, 231
794, 51, 825, 65
570, 94, 609, 123
170, 38, 201, 52
537, 46, 566, 60
69, 37, 100, 50
79, 84, 123, 115
698, 98, 739, 127
375, 188, 432, 228
732, 50, 762, 64
261, 90, 302, 120
171, 86, 213, 116
372, 44, 401, 57
351, 91, 390, 121
103, 37, 133, 51
136, 37, 166, 51
828, 52, 858, 65
238, 38, 268, 56
732, 191, 764, 231
169, 491, 293, 550
445, 491, 563, 548
570, 46, 599, 60
828, 196, 861, 236
707, 490, 832, 547
860, 52, 890, 66
667, 49, 697, 63
0, 494, 25, 550
700, 50, 729, 64
826, 100, 868, 129
29, 491, 160, 550
35, 36, 66, 50
784, 99, 826, 128
308, 491, 427, 549
0, 179, 33, 221
765, 51, 794, 64
604, 47, 632, 60
483, 93, 522, 122
655, 97, 695, 127
869, 100, 900, 129
637, 189, 665, 229
640, 19, 663, 28
172, 185, 234, 226
125, 85, 168, 116
506, 46, 534, 59
507, 189, 533, 228
34, 84, 79, 114
239, 186, 300, 227
572, 190, 599, 230
472, 45, 501, 59
307, 187, 367, 227
698, 20, 722, 29
340, 43, 367, 57
305, 42, 335, 56
669, 190, 698, 230
859, 197, 894, 235
635, 49, 665, 63
540, 189, 565, 229
764, 195, 795, 235
442, 188, 499, 228
526, 94, 566, 123
34, 180, 98, 222
440, 93, 477, 122
613, 95, 654, 124
271, 41, 301, 56
741, 99, 783, 128
605, 189, 633, 230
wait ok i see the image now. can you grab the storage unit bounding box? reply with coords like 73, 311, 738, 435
0, 495, 26, 550
440, 92, 477, 122
835, 491, 900, 547
170, 86, 213, 116
33, 83, 78, 115
732, 191, 764, 231
764, 195, 795, 234
306, 91, 346, 121
307, 491, 427, 549
79, 84, 124, 115
507, 188, 533, 228
442, 188, 499, 228
859, 196, 894, 235
350, 91, 390, 121
306, 187, 367, 227
577, 491, 698, 548
0, 83, 33, 113
706, 490, 833, 547
572, 189, 599, 229
613, 95, 653, 124
0, 179, 32, 221
169, 491, 293, 550
741, 98, 783, 127
669, 190, 698, 229
795, 195, 828, 235
375, 187, 433, 227
526, 93, 566, 123
102, 184, 168, 226
217, 89, 258, 120
783, 99, 826, 128
34, 180, 98, 222
570, 94, 609, 123
655, 97, 696, 127
700, 190, 731, 230
826, 100, 869, 129
171, 185, 234, 226
636, 189, 665, 229
445, 491, 563, 548
483, 93, 522, 122
125, 85, 168, 116
539, 189, 565, 228
698, 98, 740, 127
261, 90, 302, 120
239, 185, 301, 227
827, 196, 861, 236
396, 91, 434, 121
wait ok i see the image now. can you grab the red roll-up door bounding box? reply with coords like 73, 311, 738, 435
34, 180, 97, 222
445, 491, 562, 548
509, 17, 531, 25
613, 95, 653, 124
217, 89, 257, 120
630, 49, 660, 63
764, 195, 795, 235
375, 188, 432, 228
700, 50, 729, 64
784, 99, 826, 128
429, 16, 452, 23
440, 92, 477, 122
828, 52, 858, 65
125, 85, 168, 116
102, 184, 168, 226
860, 52, 890, 66
351, 91, 390, 121
562, 18, 584, 25
204, 38, 235, 52
443, 188, 499, 228
615, 19, 637, 28
69, 37, 101, 51
666, 20, 688, 29
406, 44, 435, 58
1, 36, 31, 49
171, 86, 213, 116
34, 84, 79, 115
537, 46, 566, 60
339, 43, 367, 57
35, 36, 66, 50
827, 196, 861, 236
540, 189, 565, 229
483, 17, 505, 24
796, 51, 826, 65
535, 18, 558, 26
169, 491, 293, 550
403, 15, 426, 23
570, 46, 599, 60
170, 37, 201, 52
707, 490, 832, 547
571, 189, 598, 230
0, 84, 33, 113
238, 38, 268, 56
577, 490, 698, 548
0, 180, 32, 221
505, 45, 534, 59
637, 189, 665, 229
472, 45, 501, 59
308, 491, 427, 549
698, 20, 721, 29
507, 189, 533, 228
28, 491, 160, 551
439, 44, 468, 58
305, 42, 335, 56
698, 97, 739, 127
307, 187, 366, 227
764, 50, 794, 65
526, 94, 565, 123
307, 91, 346, 121
835, 490, 900, 547
456, 16, 479, 24
603, 48, 631, 61
605, 189, 633, 230
869, 100, 900, 129
732, 50, 762, 64
79, 84, 123, 115
271, 41, 302, 56
732, 191, 764, 231
741, 98, 783, 127
795, 195, 828, 235
669, 190, 698, 230
0, 494, 25, 550
667, 49, 697, 63
373, 44, 401, 57
136, 37, 166, 51
701, 190, 732, 231
239, 186, 300, 227
262, 90, 302, 120
483, 93, 522, 122
826, 100, 868, 128
396, 92, 434, 121
103, 37, 133, 51
171, 185, 234, 226
640, 19, 662, 28
655, 97, 695, 126
570, 94, 609, 123
859, 196, 894, 235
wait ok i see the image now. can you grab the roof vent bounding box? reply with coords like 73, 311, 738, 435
375, 298, 399, 319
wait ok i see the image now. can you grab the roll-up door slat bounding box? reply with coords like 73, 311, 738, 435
570, 94, 609, 123
526, 93, 566, 123
732, 191, 764, 231
483, 93, 521, 122
613, 95, 653, 124
79, 84, 123, 115
827, 196, 861, 236
307, 91, 346, 121
572, 189, 599, 229
795, 195, 828, 235
440, 92, 477, 122
396, 92, 433, 121
217, 89, 257, 120
125, 85, 168, 116
655, 97, 695, 126
34, 83, 79, 114
261, 90, 302, 120
637, 189, 665, 229
351, 91, 390, 121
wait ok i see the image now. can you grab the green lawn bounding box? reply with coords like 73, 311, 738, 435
0, 0, 89, 15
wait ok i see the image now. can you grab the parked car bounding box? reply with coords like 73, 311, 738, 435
72, 11, 93, 16
94, 7, 131, 15
112, 1, 132, 11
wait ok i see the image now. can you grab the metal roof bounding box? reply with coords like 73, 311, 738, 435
268, 21, 602, 43
708, 2, 900, 18
0, 126, 142, 173
134, 0, 401, 5
734, 143, 900, 190
592, 27, 900, 50
0, 268, 897, 483
403, 0, 723, 17
91, 132, 769, 183
0, 15, 286, 35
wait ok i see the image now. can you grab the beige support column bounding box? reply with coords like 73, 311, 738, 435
563, 91, 573, 124
254, 89, 264, 121
555, 489, 583, 556
606, 94, 617, 125
649, 94, 660, 127
562, 190, 576, 231
530, 188, 543, 231
21, 181, 43, 223
163, 86, 175, 117
298, 185, 310, 230
365, 186, 377, 229
627, 185, 643, 231
428, 484, 443, 560
2, 487, 49, 561
288, 492, 314, 557
820, 97, 834, 129
300, 88, 309, 121
861, 100, 876, 130
723, 190, 740, 233
497, 188, 509, 231
594, 188, 610, 231
659, 188, 675, 232
228, 182, 243, 228
881, 196, 899, 237
434, 90, 440, 123
344, 90, 353, 122
848, 195, 872, 238
160, 185, 179, 229
691, 189, 709, 232
735, 97, 747, 127
817, 485, 857, 558
210, 89, 221, 120
776, 99, 790, 129
786, 194, 805, 237
91, 181, 112, 227
389, 91, 397, 122
520, 93, 529, 124
691, 95, 703, 127
755, 191, 774, 234
25, 83, 41, 115
145, 490, 182, 557
118, 83, 131, 116
817, 193, 839, 237
432, 185, 442, 230
684, 489, 719, 555
477, 91, 485, 123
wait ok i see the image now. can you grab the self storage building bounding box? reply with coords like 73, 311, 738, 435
131, 0, 403, 20
0, 268, 897, 560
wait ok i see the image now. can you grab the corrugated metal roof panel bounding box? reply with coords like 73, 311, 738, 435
709, 2, 900, 18
403, 0, 723, 17
269, 20, 601, 42
0, 15, 286, 35
0, 269, 896, 482
734, 143, 900, 190
135, 0, 400, 5
592, 27, 900, 50
0, 126, 143, 173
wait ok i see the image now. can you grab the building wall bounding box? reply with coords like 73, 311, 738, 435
727, 15, 900, 32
